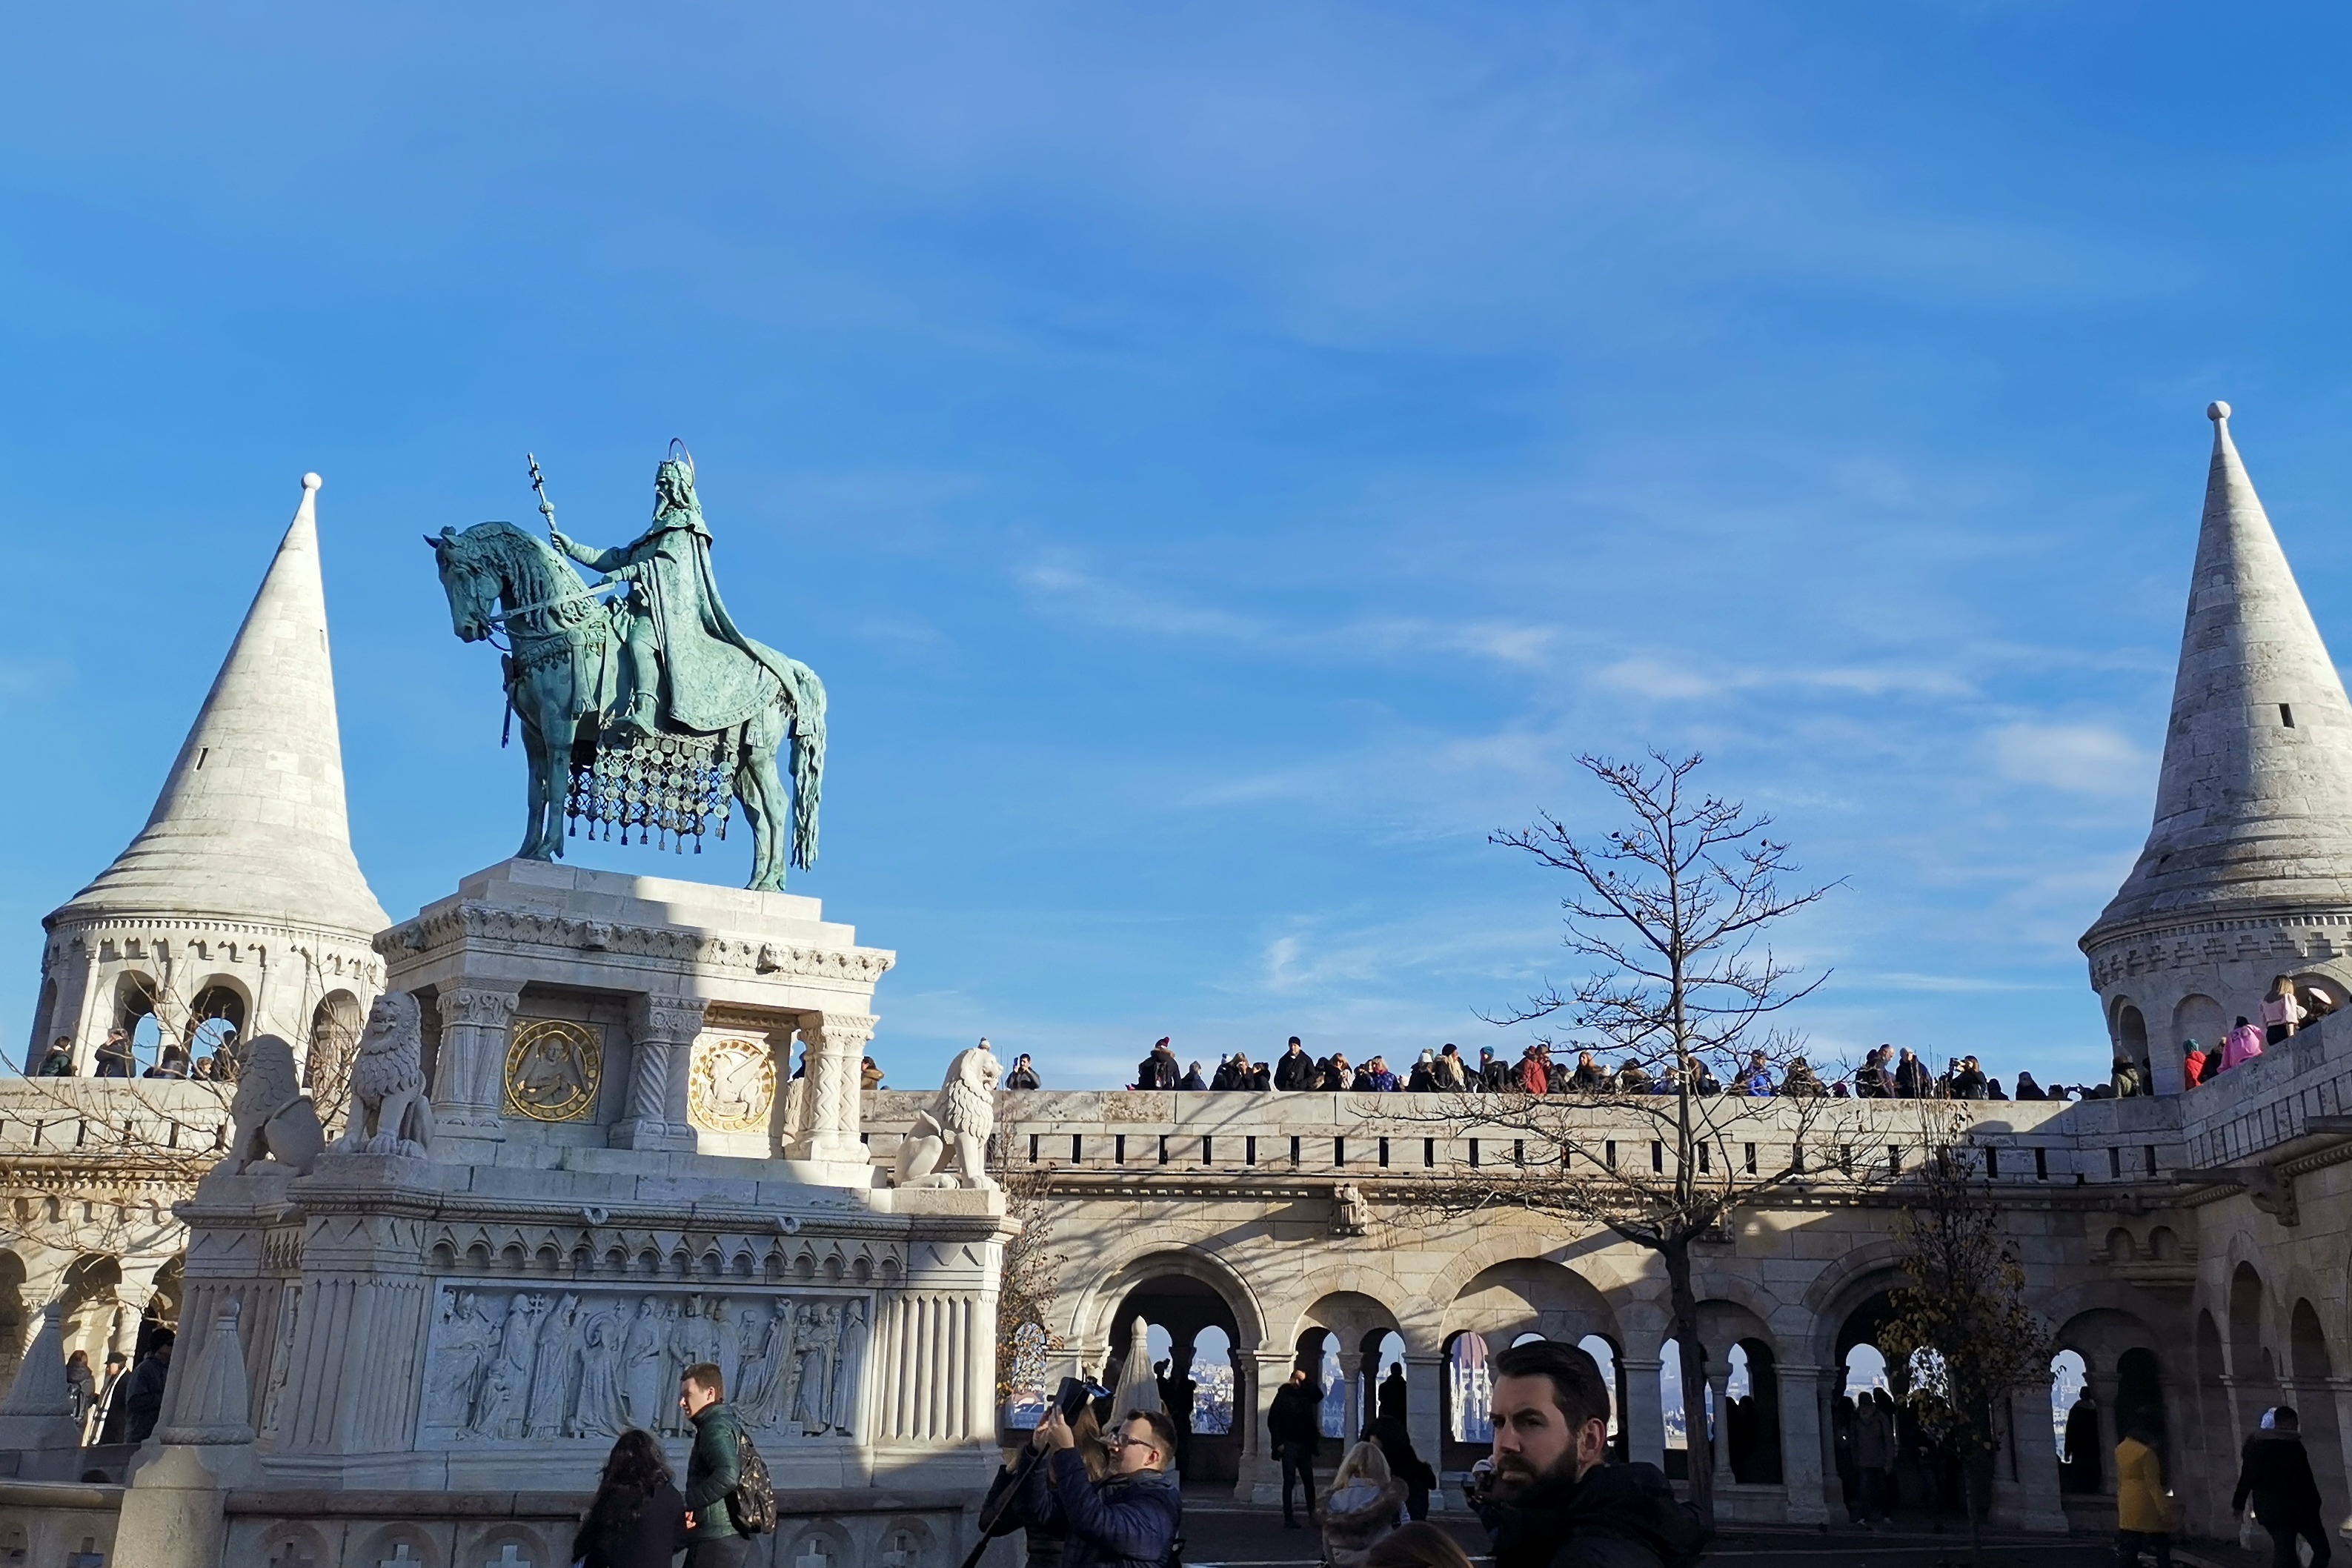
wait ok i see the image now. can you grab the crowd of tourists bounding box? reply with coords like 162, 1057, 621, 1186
992, 1036, 2152, 1104
969, 1338, 1701, 1568
2176, 975, 2334, 1091
30, 1025, 242, 1082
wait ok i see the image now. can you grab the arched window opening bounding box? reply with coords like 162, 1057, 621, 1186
1367, 1330, 1407, 1425
1447, 1332, 1492, 1444
2053, 1349, 2101, 1492
1578, 1335, 1621, 1438
1844, 1343, 1888, 1399
1192, 1326, 1235, 1435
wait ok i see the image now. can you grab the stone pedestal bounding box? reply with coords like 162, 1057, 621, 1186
386, 859, 894, 1183
136, 859, 1009, 1504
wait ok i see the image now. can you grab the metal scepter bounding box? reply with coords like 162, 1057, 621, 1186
527, 452, 557, 539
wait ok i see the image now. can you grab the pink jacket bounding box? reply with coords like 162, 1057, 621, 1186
2220, 1023, 2265, 1071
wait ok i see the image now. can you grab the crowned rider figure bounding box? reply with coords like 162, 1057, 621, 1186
549, 443, 772, 740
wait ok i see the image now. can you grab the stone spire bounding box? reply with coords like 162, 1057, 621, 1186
27, 475, 388, 1071
2087, 402, 2352, 934
51, 474, 388, 937
2082, 404, 2352, 1091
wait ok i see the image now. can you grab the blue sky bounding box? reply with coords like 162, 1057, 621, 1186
9, 4, 2352, 1090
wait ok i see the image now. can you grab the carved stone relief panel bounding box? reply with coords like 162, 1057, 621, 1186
416, 1283, 873, 1448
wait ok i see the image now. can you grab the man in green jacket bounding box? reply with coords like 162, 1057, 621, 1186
680, 1363, 748, 1567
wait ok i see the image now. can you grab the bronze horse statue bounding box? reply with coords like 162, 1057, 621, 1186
428, 520, 824, 891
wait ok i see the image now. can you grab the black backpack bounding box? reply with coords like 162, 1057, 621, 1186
728, 1433, 777, 1535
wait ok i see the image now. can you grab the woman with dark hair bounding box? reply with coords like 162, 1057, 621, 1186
572, 1429, 687, 1568
984, 1404, 1108, 1568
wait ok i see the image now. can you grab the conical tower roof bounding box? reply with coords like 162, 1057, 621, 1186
47, 474, 389, 939
2085, 402, 2352, 943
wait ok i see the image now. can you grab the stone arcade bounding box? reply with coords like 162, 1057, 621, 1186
10, 407, 2352, 1564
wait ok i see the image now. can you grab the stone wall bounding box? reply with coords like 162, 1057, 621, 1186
864, 1020, 2352, 1538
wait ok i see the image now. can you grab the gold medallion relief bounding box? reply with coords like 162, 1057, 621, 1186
689, 1037, 775, 1132
504, 1018, 601, 1122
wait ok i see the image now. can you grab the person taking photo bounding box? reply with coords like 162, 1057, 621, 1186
1017, 1402, 1183, 1568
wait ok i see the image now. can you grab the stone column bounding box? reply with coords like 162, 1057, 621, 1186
797, 1012, 877, 1175
2322, 1375, 2352, 1540
1621, 1355, 1667, 1472
1343, 1354, 1364, 1441
1239, 1352, 1289, 1504
431, 985, 518, 1143
111, 1258, 168, 1361
68, 937, 104, 1073
1707, 1363, 1735, 1488
1404, 1352, 1449, 1512
765, 1023, 807, 1157
2084, 1370, 2121, 1493
611, 994, 705, 1152
1993, 1386, 2069, 1532
1776, 1363, 1830, 1526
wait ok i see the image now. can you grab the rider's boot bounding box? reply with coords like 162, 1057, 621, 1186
611, 693, 658, 740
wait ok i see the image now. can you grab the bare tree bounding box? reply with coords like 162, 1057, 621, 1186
1876, 1105, 2056, 1565
1401, 751, 1850, 1527
989, 1163, 1070, 1418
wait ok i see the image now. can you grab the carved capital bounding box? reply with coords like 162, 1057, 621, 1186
437, 986, 520, 1029
803, 1013, 879, 1053
631, 993, 710, 1043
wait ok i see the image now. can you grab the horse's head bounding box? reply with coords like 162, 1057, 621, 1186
425, 525, 499, 642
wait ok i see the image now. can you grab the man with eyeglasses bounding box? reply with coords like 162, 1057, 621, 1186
1017, 1403, 1183, 1568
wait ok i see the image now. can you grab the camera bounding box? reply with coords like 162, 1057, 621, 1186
1054, 1375, 1112, 1421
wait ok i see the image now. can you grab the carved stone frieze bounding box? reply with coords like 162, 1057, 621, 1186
417, 1281, 873, 1447
379, 902, 894, 985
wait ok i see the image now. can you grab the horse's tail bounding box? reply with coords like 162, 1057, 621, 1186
781, 661, 827, 871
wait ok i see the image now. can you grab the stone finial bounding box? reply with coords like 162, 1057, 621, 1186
0, 1301, 84, 1456
1112, 1315, 1163, 1416
159, 1298, 256, 1445
0, 1302, 72, 1417
2208, 400, 2231, 422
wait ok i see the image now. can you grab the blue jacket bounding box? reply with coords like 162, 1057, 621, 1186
1017, 1449, 1182, 1568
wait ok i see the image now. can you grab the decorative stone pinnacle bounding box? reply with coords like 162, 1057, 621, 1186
2208, 400, 2231, 422
302, 471, 323, 491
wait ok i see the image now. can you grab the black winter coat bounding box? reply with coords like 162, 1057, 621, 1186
986, 1456, 1069, 1568
1269, 1383, 1321, 1449
572, 1476, 688, 1568
2235, 1432, 2324, 1522
1484, 1463, 1706, 1568
1274, 1052, 1315, 1090
1017, 1451, 1183, 1568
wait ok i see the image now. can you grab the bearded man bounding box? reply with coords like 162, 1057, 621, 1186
1478, 1341, 1704, 1568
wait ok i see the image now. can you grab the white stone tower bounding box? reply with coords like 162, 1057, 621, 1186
2082, 403, 2352, 1092
25, 474, 390, 1075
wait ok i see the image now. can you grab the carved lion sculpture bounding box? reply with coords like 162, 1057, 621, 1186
336, 991, 434, 1157
227, 1034, 325, 1175
893, 1039, 1003, 1190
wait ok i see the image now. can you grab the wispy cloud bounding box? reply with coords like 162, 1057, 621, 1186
1018, 559, 1561, 671
1990, 722, 2152, 797
1593, 654, 1975, 702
